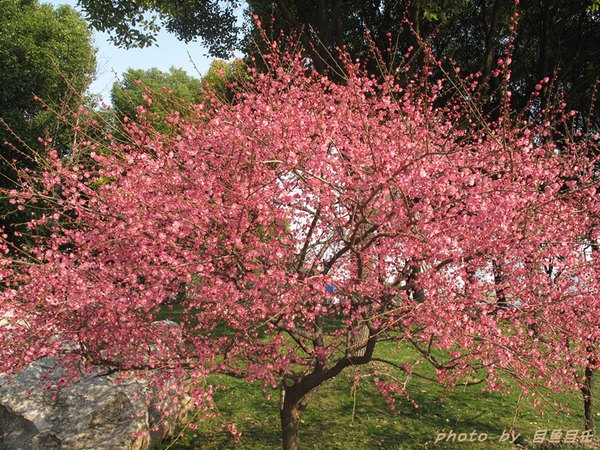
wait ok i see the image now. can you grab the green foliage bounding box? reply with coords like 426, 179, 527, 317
110, 60, 247, 133
79, 0, 240, 57
200, 58, 248, 103
0, 0, 96, 237
111, 66, 202, 126
436, 0, 600, 123
0, 0, 96, 139
78, 0, 600, 129
421, 0, 469, 22
241, 1, 472, 75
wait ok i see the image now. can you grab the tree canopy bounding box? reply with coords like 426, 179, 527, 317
110, 60, 247, 135
0, 0, 96, 143
79, 0, 241, 56
78, 0, 600, 128
111, 66, 202, 126
0, 0, 96, 237
1, 46, 598, 449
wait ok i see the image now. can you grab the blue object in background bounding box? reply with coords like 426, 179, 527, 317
325, 285, 336, 294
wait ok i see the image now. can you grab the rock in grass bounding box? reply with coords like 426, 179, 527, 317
0, 354, 189, 449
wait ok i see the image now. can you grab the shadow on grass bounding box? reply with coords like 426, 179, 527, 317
299, 371, 512, 450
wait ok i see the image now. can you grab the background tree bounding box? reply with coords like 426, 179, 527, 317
79, 0, 241, 55
78, 0, 600, 127
0, 0, 96, 150
0, 0, 96, 237
111, 66, 202, 133
199, 58, 248, 103
435, 0, 600, 124
110, 61, 247, 135
1, 48, 597, 449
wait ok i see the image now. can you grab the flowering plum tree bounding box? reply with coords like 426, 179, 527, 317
0, 47, 598, 449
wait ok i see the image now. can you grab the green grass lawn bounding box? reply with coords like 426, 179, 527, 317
157, 341, 597, 449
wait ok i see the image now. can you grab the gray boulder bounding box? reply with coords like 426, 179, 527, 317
0, 355, 190, 450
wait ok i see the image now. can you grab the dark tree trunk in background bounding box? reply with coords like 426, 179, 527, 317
481, 0, 502, 82
582, 362, 595, 433
492, 259, 508, 308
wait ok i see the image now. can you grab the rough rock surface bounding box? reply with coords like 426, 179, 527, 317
0, 354, 189, 449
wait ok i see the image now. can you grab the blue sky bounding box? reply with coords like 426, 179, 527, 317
46, 0, 243, 102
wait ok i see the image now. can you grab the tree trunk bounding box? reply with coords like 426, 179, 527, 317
492, 259, 508, 308
280, 384, 312, 450
582, 362, 595, 433
481, 0, 501, 82
280, 399, 301, 450
278, 329, 377, 449
583, 241, 599, 433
